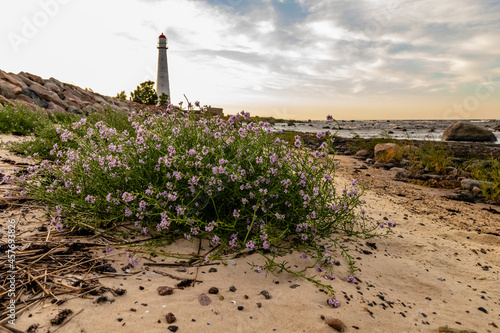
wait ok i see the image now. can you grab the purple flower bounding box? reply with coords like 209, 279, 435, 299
326, 115, 334, 121
326, 274, 335, 280
387, 220, 395, 228
327, 298, 340, 308
347, 275, 356, 283
233, 209, 240, 218
257, 265, 264, 274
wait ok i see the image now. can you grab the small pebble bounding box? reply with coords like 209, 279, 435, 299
209, 268, 217, 273
260, 290, 271, 299
228, 260, 236, 266
478, 307, 488, 314
208, 287, 219, 294
256, 302, 262, 308
176, 266, 187, 272
166, 313, 176, 324
168, 325, 178, 332
229, 286, 237, 292
198, 293, 212, 306
238, 306, 244, 311
117, 318, 123, 322
139, 286, 144, 290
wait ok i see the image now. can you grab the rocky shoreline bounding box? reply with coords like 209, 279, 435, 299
0, 69, 161, 115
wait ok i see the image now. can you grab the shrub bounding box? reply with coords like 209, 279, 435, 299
12, 109, 391, 304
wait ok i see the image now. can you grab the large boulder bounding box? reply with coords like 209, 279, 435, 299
0, 70, 27, 88
374, 143, 400, 161
63, 90, 84, 108
0, 80, 22, 99
21, 87, 49, 108
29, 82, 68, 109
442, 122, 497, 142
19, 71, 44, 85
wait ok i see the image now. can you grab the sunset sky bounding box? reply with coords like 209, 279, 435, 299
1, 0, 499, 120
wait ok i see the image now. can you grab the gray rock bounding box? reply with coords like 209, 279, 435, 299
198, 293, 212, 306
29, 82, 67, 109
443, 122, 497, 142
0, 80, 22, 99
365, 158, 375, 164
67, 106, 83, 115
21, 88, 48, 108
390, 167, 411, 178
461, 179, 493, 191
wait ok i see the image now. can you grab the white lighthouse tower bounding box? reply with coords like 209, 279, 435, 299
156, 33, 170, 104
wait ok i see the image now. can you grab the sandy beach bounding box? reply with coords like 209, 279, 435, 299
1, 139, 499, 333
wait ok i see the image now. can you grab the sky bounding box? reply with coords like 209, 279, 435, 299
1, 0, 499, 120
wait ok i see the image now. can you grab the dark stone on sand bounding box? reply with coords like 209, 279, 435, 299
478, 307, 488, 314
168, 325, 178, 332
237, 306, 244, 311
256, 302, 262, 308
208, 287, 219, 294
443, 122, 497, 142
260, 290, 271, 299
166, 312, 176, 324
208, 267, 217, 273
157, 286, 174, 296
229, 286, 237, 292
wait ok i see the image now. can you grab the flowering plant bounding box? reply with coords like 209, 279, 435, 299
15, 107, 391, 303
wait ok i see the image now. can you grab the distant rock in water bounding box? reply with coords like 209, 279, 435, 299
442, 122, 497, 142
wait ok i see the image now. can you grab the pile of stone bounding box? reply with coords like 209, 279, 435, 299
0, 69, 158, 115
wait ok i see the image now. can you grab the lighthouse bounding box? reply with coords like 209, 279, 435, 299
156, 33, 170, 104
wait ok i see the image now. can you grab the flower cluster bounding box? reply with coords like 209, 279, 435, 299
15, 107, 391, 301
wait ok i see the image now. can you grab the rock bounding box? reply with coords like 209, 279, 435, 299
44, 82, 62, 95
20, 71, 44, 85
365, 158, 375, 164
325, 318, 347, 332
374, 143, 400, 162
0, 70, 27, 88
494, 125, 500, 131
198, 293, 212, 306
0, 95, 13, 106
260, 290, 271, 299
208, 287, 219, 294
17, 73, 35, 86
21, 88, 48, 108
208, 268, 217, 273
400, 159, 411, 167
63, 90, 85, 108
461, 179, 493, 191
47, 102, 66, 114
167, 326, 178, 332
471, 187, 483, 197
229, 286, 237, 292
165, 312, 176, 324
67, 106, 83, 115
355, 150, 369, 158
157, 286, 174, 296
287, 121, 295, 126
390, 167, 411, 179
0, 80, 22, 99
237, 306, 244, 311
29, 83, 68, 109
443, 122, 497, 142
176, 266, 187, 272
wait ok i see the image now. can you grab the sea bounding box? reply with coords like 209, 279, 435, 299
273, 119, 500, 143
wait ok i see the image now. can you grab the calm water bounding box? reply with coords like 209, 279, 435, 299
274, 119, 500, 143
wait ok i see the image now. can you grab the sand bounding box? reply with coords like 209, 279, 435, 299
1, 138, 499, 333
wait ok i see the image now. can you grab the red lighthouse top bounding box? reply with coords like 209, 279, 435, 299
159, 33, 166, 39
